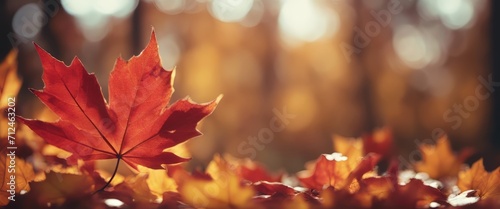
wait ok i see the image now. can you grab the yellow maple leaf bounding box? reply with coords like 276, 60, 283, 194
116, 173, 157, 202
137, 165, 178, 198
177, 155, 256, 208
332, 135, 364, 167
134, 141, 191, 197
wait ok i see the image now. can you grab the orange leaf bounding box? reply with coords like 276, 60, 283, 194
176, 155, 256, 208
0, 49, 21, 111
137, 165, 178, 198
414, 136, 472, 179
297, 153, 380, 191
332, 135, 364, 166
0, 149, 35, 206
0, 49, 21, 142
27, 171, 94, 207
341, 177, 447, 209
111, 173, 157, 203
458, 159, 500, 200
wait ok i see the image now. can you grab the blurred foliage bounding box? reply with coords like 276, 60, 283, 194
2, 0, 492, 172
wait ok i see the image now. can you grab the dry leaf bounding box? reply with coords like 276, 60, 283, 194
297, 153, 380, 192
176, 155, 256, 208
0, 49, 21, 110
0, 149, 35, 206
0, 50, 21, 142
27, 171, 94, 206
458, 159, 500, 200
414, 136, 472, 179
137, 165, 178, 198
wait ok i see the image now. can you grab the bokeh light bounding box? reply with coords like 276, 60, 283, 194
158, 35, 181, 69
437, 0, 474, 29
393, 25, 442, 69
154, 0, 185, 15
278, 0, 339, 45
239, 0, 264, 27
417, 0, 476, 30
61, 0, 138, 42
61, 0, 92, 16
12, 3, 44, 39
393, 25, 427, 69
62, 0, 138, 18
209, 0, 254, 23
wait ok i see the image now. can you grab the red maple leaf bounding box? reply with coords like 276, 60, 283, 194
19, 31, 221, 173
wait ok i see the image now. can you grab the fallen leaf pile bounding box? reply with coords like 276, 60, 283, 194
1, 30, 500, 209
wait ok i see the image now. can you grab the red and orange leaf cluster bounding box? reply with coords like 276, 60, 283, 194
2, 30, 500, 209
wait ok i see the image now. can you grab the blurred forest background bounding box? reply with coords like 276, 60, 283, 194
0, 0, 495, 172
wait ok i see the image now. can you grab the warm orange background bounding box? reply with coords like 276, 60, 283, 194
1, 0, 492, 172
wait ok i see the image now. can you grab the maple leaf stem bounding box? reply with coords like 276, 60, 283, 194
93, 157, 121, 194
